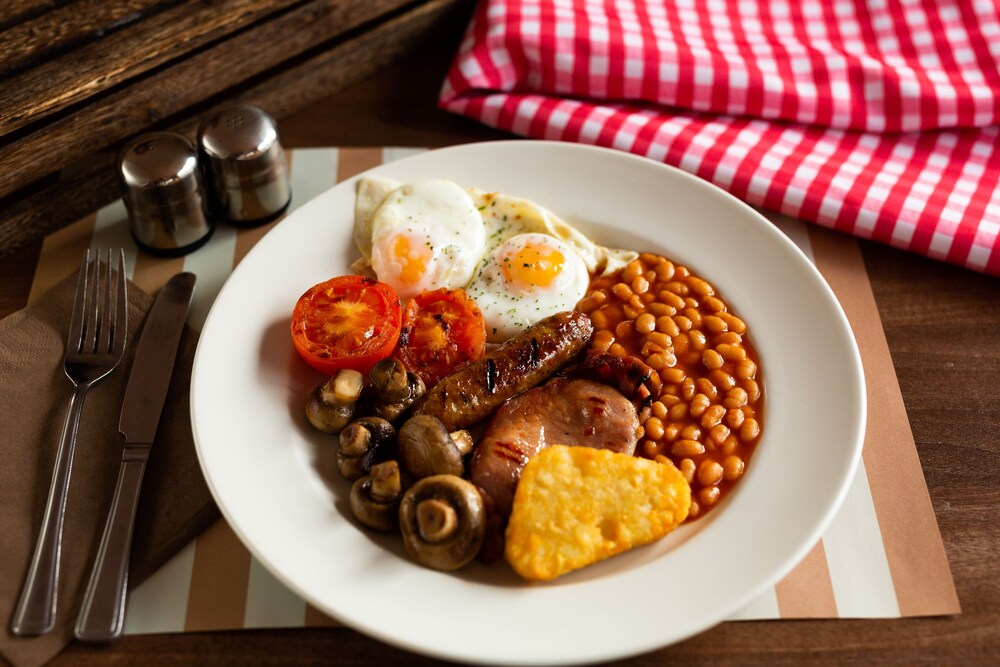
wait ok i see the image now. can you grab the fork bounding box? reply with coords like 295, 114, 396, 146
11, 249, 128, 636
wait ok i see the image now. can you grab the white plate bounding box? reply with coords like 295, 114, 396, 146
191, 141, 865, 665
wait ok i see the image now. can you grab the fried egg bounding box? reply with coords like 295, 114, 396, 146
467, 233, 590, 342
367, 180, 486, 301
353, 176, 637, 340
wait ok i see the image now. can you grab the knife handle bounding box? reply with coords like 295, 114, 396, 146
74, 448, 148, 642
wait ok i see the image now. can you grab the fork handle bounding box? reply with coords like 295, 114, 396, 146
12, 383, 90, 635
75, 446, 149, 642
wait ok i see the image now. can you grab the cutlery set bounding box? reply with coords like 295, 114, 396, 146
11, 249, 195, 642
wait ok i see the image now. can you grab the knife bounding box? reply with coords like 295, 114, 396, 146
74, 272, 196, 642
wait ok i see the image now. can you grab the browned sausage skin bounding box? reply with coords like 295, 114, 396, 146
411, 311, 594, 431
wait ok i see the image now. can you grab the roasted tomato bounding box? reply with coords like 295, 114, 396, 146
395, 288, 486, 387
291, 276, 402, 374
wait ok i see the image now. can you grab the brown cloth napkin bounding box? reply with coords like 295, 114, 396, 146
0, 274, 219, 667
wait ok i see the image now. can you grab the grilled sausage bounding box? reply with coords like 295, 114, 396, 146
411, 311, 593, 431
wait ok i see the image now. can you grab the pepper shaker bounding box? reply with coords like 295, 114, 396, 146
197, 104, 291, 225
117, 132, 214, 256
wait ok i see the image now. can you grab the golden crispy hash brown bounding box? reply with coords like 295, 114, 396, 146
504, 445, 691, 581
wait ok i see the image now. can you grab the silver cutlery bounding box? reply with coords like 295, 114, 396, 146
12, 249, 128, 636
75, 272, 196, 642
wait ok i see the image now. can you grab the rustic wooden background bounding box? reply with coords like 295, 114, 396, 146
0, 0, 474, 253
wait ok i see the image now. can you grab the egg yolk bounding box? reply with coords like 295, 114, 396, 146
502, 243, 565, 288
391, 235, 429, 285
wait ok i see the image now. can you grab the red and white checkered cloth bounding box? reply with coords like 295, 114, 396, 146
439, 0, 1000, 276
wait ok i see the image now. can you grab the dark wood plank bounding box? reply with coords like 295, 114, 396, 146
0, 0, 474, 254
0, 0, 65, 29
0, 0, 169, 75
0, 0, 299, 135
0, 0, 413, 199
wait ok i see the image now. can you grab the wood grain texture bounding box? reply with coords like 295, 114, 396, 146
0, 0, 413, 199
0, 0, 300, 135
0, 0, 169, 75
0, 0, 473, 254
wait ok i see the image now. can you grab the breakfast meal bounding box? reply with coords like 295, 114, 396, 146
290, 176, 764, 580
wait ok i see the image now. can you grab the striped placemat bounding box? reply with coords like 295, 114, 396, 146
26, 146, 959, 634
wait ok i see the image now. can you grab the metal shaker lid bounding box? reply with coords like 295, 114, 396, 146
117, 132, 214, 256
198, 104, 291, 224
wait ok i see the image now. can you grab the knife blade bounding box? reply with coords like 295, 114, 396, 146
74, 272, 196, 642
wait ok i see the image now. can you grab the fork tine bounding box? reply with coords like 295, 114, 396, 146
99, 249, 114, 353
112, 249, 128, 356
82, 250, 102, 354
66, 249, 91, 354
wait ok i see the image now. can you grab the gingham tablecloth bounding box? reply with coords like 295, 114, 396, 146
439, 0, 1000, 276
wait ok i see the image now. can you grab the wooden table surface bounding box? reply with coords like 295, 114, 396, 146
2, 31, 999, 667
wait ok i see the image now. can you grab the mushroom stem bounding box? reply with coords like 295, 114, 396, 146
416, 498, 458, 543
340, 422, 372, 458
449, 430, 474, 456
305, 369, 364, 434
328, 368, 364, 404
370, 459, 402, 503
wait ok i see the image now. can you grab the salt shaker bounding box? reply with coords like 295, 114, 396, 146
117, 132, 214, 256
197, 104, 291, 225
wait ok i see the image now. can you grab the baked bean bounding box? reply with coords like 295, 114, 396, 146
688, 276, 715, 297
740, 418, 760, 442
639, 252, 659, 264
689, 393, 710, 417
641, 292, 656, 304
689, 329, 707, 352
661, 368, 686, 384
668, 402, 688, 421
695, 377, 718, 400
717, 343, 747, 362
660, 394, 681, 407
703, 349, 724, 369
646, 352, 669, 370
615, 320, 634, 339
644, 269, 657, 283
632, 275, 650, 295
743, 378, 761, 402
651, 401, 668, 420
724, 387, 749, 409
641, 439, 662, 458
591, 330, 614, 352
589, 310, 609, 330
608, 343, 627, 356
664, 422, 681, 441
741, 405, 756, 418
701, 404, 726, 428
635, 312, 656, 334
723, 455, 745, 480
709, 424, 730, 445
622, 260, 643, 283
702, 315, 728, 333
665, 281, 689, 296
702, 296, 726, 313
635, 424, 645, 440
719, 312, 747, 334
623, 304, 644, 320
612, 283, 633, 302
683, 308, 703, 329
697, 460, 723, 486
671, 439, 705, 457
655, 315, 680, 336
641, 341, 664, 357
674, 315, 693, 333
644, 417, 665, 440
721, 434, 740, 456
655, 259, 675, 281
708, 369, 736, 390
657, 290, 685, 310
577, 295, 601, 313
699, 486, 721, 506
683, 297, 700, 310
677, 458, 696, 483
725, 407, 745, 429
628, 294, 644, 310
647, 303, 676, 318
688, 500, 701, 518
646, 330, 671, 349
735, 359, 757, 379
681, 423, 702, 441
715, 331, 742, 346
681, 377, 696, 400
675, 265, 691, 279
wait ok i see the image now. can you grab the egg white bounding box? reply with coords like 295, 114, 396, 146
467, 232, 590, 342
